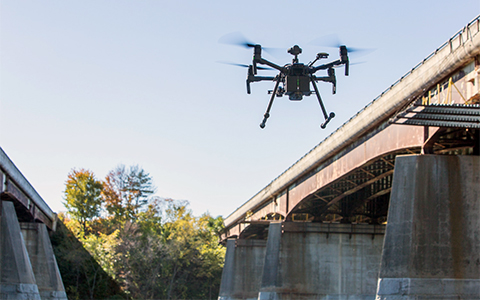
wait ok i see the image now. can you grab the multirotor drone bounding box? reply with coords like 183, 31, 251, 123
226, 42, 350, 129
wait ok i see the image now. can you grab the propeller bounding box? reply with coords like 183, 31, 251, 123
217, 61, 275, 70
310, 34, 375, 55
219, 32, 283, 56
332, 61, 366, 68
219, 32, 257, 49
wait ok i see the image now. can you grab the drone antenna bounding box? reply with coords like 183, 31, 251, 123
308, 52, 329, 67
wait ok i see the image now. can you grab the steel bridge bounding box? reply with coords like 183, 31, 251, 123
222, 15, 480, 242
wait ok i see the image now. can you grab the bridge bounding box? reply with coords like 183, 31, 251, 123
219, 16, 480, 300
0, 147, 67, 299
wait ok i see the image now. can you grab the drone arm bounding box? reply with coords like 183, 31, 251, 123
312, 68, 336, 94
250, 76, 276, 81
257, 58, 284, 72
310, 75, 335, 129
311, 59, 343, 72
246, 74, 276, 94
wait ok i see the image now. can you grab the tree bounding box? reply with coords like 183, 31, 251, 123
64, 169, 103, 233
103, 165, 155, 222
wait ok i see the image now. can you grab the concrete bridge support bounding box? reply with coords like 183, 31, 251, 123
218, 238, 267, 300
376, 155, 480, 300
20, 223, 67, 300
1, 201, 41, 300
258, 222, 385, 300
0, 201, 67, 300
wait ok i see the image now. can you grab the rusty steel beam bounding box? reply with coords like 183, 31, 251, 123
365, 188, 392, 202
324, 170, 394, 209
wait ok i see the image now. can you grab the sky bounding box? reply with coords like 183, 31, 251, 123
1, 1, 479, 218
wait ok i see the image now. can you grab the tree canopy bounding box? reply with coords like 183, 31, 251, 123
63, 168, 103, 232
59, 165, 225, 300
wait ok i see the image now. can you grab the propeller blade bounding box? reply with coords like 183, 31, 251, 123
310, 34, 375, 55
219, 32, 256, 49
332, 61, 366, 68
219, 32, 282, 57
311, 33, 342, 48
217, 61, 274, 70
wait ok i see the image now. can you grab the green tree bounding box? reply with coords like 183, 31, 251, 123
64, 169, 103, 233
103, 165, 155, 222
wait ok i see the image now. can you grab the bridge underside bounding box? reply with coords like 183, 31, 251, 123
289, 126, 478, 225
234, 124, 478, 241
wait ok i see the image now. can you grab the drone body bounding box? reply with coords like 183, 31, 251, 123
242, 44, 350, 128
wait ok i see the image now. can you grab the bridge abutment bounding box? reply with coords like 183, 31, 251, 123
376, 155, 480, 299
0, 201, 67, 300
218, 238, 267, 300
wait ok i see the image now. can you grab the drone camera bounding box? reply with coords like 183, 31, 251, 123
289, 91, 304, 101
287, 45, 302, 56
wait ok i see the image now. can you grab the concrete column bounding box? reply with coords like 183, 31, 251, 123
376, 155, 480, 299
258, 222, 282, 300
20, 223, 67, 300
0, 201, 41, 300
218, 238, 267, 300
219, 239, 236, 300
259, 222, 384, 300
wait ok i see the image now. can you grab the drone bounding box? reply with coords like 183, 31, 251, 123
226, 42, 350, 129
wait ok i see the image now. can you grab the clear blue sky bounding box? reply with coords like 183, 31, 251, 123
1, 1, 478, 218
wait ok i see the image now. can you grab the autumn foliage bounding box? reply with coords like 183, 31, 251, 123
57, 165, 225, 300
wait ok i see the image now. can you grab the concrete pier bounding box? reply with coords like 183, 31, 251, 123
258, 222, 385, 300
0, 201, 41, 300
20, 223, 67, 300
0, 201, 67, 300
376, 155, 480, 300
218, 238, 267, 300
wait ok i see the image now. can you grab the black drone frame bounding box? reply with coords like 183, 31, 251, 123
245, 44, 349, 129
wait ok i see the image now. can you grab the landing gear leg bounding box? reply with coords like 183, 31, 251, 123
310, 76, 335, 129
260, 79, 281, 129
